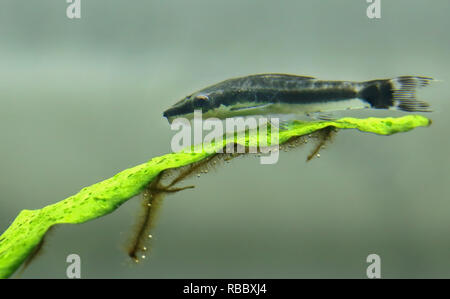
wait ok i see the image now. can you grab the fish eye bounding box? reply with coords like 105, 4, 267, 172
194, 95, 209, 101
192, 95, 209, 108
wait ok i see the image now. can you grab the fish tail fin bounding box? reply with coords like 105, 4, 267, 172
358, 76, 433, 112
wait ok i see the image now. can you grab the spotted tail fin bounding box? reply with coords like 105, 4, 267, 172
358, 76, 433, 112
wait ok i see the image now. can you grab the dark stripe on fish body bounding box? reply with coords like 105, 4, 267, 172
201, 74, 363, 109
211, 87, 360, 108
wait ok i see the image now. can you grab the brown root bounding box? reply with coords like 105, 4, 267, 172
127, 126, 338, 262
306, 126, 337, 161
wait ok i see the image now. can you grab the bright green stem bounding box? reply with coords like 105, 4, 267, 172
0, 115, 430, 278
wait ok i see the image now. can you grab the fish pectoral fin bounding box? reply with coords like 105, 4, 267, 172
229, 103, 272, 111
263, 118, 291, 131
277, 120, 291, 131
306, 112, 337, 121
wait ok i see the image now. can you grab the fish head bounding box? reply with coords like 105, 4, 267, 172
163, 92, 214, 123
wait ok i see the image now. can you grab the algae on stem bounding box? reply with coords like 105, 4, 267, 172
0, 115, 431, 278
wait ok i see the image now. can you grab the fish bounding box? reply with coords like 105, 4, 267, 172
163, 73, 433, 123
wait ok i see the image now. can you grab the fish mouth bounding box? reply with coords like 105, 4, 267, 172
163, 106, 178, 122
163, 107, 185, 124
162, 110, 174, 124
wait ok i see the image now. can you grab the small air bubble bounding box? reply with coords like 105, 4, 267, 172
317, 154, 321, 158
143, 246, 147, 251
148, 234, 153, 239
141, 255, 146, 259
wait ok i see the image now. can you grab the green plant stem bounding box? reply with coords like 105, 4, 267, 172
0, 115, 430, 278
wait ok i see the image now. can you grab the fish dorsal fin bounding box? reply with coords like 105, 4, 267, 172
298, 75, 315, 79
255, 73, 315, 80
280, 74, 315, 80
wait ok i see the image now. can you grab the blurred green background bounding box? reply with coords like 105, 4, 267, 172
1, 0, 449, 278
